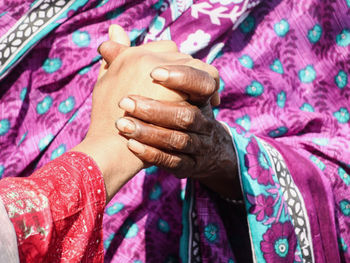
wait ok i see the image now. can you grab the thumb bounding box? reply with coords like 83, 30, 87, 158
109, 24, 131, 46
98, 40, 129, 66
98, 24, 131, 79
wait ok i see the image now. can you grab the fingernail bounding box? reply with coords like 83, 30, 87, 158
116, 118, 135, 133
128, 139, 145, 154
109, 24, 119, 42
151, 68, 169, 82
119, 97, 135, 112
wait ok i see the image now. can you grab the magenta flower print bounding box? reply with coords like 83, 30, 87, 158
248, 194, 275, 221
244, 137, 274, 185
261, 222, 297, 262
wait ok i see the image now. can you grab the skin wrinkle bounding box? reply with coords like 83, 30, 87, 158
98, 39, 240, 199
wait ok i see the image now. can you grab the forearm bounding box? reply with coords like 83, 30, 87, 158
72, 134, 144, 203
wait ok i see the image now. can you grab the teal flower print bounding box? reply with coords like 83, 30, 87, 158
121, 219, 139, 238
300, 103, 314, 112
346, 0, 350, 8
0, 165, 4, 179
36, 96, 53, 114
134, 261, 143, 263
274, 238, 289, 257
312, 137, 328, 146
308, 24, 322, 44
153, 0, 165, 9
59, 96, 75, 114
158, 219, 170, 233
236, 115, 251, 131
0, 12, 7, 18
261, 222, 297, 262
270, 59, 284, 74
149, 182, 162, 200
228, 259, 235, 263
335, 70, 348, 89
204, 223, 219, 243
145, 166, 158, 175
277, 91, 286, 108
310, 155, 325, 171
38, 134, 54, 151
336, 29, 350, 47
268, 126, 288, 138
153, 17, 165, 31
51, 144, 66, 160
338, 167, 350, 186
106, 7, 124, 20
78, 65, 92, 75
298, 65, 316, 83
334, 107, 350, 123
274, 19, 289, 37
339, 237, 348, 252
96, 0, 109, 7
18, 131, 28, 146
106, 202, 124, 215
340, 200, 350, 216
43, 58, 62, 73
104, 233, 114, 249
0, 119, 10, 136
246, 81, 264, 97
239, 15, 255, 34
72, 30, 91, 47
239, 55, 254, 69
20, 87, 27, 101
219, 77, 225, 93
68, 110, 78, 123
128, 28, 145, 42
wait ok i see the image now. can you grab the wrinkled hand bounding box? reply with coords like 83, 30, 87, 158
75, 25, 224, 201
116, 66, 241, 199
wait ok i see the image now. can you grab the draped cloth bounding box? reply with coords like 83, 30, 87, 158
0, 0, 349, 262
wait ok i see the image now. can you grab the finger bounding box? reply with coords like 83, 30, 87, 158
127, 139, 195, 176
150, 65, 217, 105
98, 24, 131, 79
98, 40, 129, 66
118, 95, 213, 133
116, 117, 200, 154
210, 91, 220, 106
109, 24, 131, 46
142, 40, 179, 52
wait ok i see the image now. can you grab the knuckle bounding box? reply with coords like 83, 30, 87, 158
154, 152, 180, 169
200, 72, 216, 96
175, 107, 196, 129
169, 132, 191, 151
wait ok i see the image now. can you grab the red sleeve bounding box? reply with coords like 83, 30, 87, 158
0, 151, 106, 262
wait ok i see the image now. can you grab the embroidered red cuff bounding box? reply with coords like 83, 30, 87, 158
0, 151, 106, 262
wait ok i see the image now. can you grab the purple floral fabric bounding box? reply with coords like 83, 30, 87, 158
0, 0, 349, 262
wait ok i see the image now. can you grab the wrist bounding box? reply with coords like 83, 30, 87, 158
72, 134, 144, 203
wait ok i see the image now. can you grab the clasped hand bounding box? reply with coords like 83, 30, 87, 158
76, 25, 240, 201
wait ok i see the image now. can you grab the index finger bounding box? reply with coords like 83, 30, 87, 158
150, 65, 218, 106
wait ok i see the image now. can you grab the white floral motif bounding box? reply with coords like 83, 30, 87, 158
209, 0, 243, 4
180, 30, 211, 55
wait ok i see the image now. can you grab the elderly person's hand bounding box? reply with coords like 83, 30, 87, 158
116, 66, 241, 200
73, 26, 225, 202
